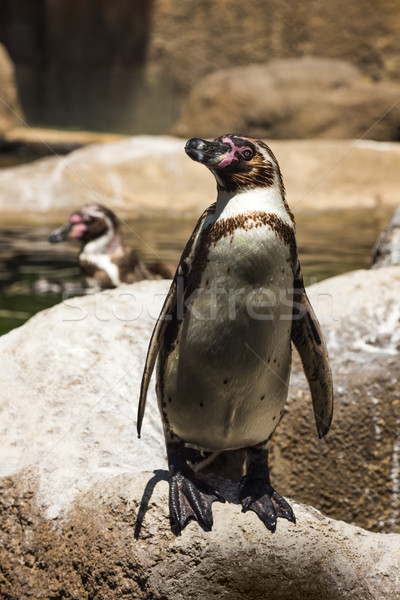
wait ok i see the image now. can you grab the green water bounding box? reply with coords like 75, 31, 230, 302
0, 209, 390, 336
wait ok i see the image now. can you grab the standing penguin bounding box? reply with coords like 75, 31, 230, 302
138, 134, 333, 533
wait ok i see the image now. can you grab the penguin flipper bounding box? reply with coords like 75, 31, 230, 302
291, 270, 333, 438
137, 279, 177, 437
137, 202, 216, 438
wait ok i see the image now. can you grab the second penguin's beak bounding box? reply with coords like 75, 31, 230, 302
49, 221, 73, 243
185, 137, 232, 168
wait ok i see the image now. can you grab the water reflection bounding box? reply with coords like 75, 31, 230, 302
0, 209, 390, 335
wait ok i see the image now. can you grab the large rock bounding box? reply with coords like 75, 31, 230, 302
0, 281, 168, 518
1, 471, 399, 599
270, 266, 400, 533
1, 272, 400, 596
172, 58, 400, 140
0, 44, 22, 136
1, 135, 400, 222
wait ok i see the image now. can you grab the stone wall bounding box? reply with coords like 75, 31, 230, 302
148, 0, 400, 91
1, 0, 400, 133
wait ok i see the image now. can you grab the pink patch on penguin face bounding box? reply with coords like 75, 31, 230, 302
215, 154, 237, 169
69, 213, 83, 224
68, 212, 89, 238
213, 136, 248, 169
70, 223, 88, 238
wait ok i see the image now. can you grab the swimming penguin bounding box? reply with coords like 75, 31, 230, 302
138, 134, 333, 533
49, 204, 154, 290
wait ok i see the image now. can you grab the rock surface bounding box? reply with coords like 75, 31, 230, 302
0, 281, 168, 518
1, 135, 400, 223
3, 126, 127, 156
147, 0, 400, 93
7, 0, 400, 133
1, 270, 400, 596
172, 58, 400, 141
1, 265, 400, 533
271, 266, 400, 533
371, 206, 400, 268
1, 471, 399, 600
0, 44, 22, 136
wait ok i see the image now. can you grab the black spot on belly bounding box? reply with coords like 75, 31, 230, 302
200, 402, 204, 407
272, 415, 276, 421
260, 395, 265, 401
168, 396, 172, 403
223, 379, 228, 385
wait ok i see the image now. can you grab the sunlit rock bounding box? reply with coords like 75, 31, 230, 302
172, 58, 400, 141
1, 471, 399, 599
271, 266, 400, 533
0, 136, 400, 222
1, 269, 400, 596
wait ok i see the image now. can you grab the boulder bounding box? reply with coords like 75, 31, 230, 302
270, 266, 400, 533
1, 471, 399, 599
0, 44, 22, 137
0, 135, 400, 223
172, 58, 400, 141
0, 280, 169, 518
1, 272, 400, 596
371, 206, 400, 268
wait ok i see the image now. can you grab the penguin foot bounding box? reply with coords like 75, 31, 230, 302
239, 476, 296, 532
169, 471, 225, 533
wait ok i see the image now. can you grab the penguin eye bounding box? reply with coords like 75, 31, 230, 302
241, 148, 253, 160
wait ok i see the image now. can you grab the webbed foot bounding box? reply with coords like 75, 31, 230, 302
239, 476, 295, 532
240, 444, 296, 532
170, 470, 225, 532
167, 444, 225, 533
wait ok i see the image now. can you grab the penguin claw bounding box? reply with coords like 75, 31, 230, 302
169, 472, 225, 533
239, 477, 296, 532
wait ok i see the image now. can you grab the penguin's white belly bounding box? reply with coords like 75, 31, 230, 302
161, 224, 294, 451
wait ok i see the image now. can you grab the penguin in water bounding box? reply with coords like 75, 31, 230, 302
138, 134, 333, 533
49, 204, 155, 290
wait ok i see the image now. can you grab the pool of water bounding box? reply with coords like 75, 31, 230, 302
0, 209, 390, 336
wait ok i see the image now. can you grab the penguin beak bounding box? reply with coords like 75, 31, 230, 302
49, 221, 73, 243
185, 137, 232, 168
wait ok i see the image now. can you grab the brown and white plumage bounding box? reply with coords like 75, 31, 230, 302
49, 203, 154, 290
138, 134, 333, 533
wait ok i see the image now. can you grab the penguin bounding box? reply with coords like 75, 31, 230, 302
49, 203, 155, 290
138, 134, 333, 533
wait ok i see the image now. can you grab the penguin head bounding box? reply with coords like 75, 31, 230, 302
49, 204, 120, 245
185, 134, 284, 194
